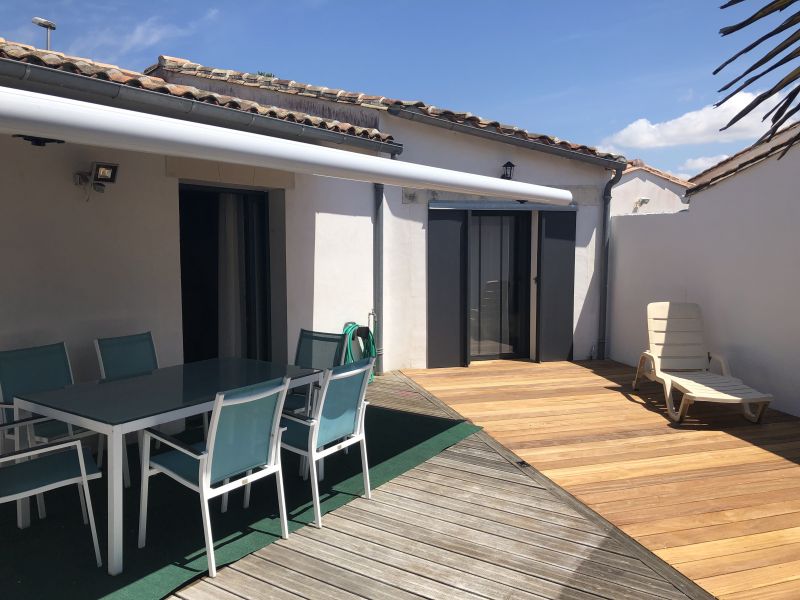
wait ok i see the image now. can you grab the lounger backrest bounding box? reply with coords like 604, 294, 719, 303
647, 302, 709, 372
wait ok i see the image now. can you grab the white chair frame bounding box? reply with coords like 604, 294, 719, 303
0, 342, 99, 519
94, 335, 210, 489
0, 416, 102, 567
137, 377, 290, 577
281, 359, 373, 528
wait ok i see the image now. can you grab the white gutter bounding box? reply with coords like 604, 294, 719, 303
0, 87, 572, 205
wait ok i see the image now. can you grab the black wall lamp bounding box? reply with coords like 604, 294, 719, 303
74, 162, 119, 193
501, 161, 515, 180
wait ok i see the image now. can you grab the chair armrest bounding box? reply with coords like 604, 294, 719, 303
0, 438, 81, 464
143, 429, 205, 459
0, 416, 50, 433
282, 414, 317, 426
709, 353, 731, 376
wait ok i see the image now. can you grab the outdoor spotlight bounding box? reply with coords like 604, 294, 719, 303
74, 162, 119, 194
92, 162, 119, 184
501, 161, 515, 180
633, 197, 651, 213
32, 17, 56, 50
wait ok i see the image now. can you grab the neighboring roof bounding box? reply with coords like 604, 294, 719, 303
0, 38, 393, 143
147, 56, 625, 165
623, 159, 693, 188
688, 122, 800, 194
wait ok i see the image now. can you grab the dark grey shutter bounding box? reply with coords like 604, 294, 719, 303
536, 211, 576, 361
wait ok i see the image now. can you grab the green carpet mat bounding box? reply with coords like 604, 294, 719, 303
0, 406, 479, 600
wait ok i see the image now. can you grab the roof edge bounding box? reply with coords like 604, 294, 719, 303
152, 54, 625, 164
387, 104, 627, 169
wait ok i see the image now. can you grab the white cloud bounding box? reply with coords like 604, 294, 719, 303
677, 154, 729, 174
67, 8, 218, 62
602, 92, 783, 150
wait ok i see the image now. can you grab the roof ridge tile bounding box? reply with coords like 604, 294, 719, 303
0, 39, 394, 144
153, 57, 623, 162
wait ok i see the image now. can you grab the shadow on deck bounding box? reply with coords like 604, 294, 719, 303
175, 371, 705, 600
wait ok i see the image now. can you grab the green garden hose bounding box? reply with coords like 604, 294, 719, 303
342, 322, 377, 381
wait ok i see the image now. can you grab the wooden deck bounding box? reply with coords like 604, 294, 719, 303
174, 371, 703, 600
404, 360, 800, 600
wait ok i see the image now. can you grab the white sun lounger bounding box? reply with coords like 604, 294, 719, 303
632, 302, 771, 424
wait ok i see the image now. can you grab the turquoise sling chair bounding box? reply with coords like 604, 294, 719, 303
281, 357, 374, 528
0, 342, 99, 519
138, 376, 291, 577
95, 332, 210, 488
283, 329, 347, 414
94, 332, 158, 489
0, 418, 102, 566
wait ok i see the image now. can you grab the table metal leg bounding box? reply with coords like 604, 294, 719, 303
14, 408, 30, 529
107, 427, 124, 575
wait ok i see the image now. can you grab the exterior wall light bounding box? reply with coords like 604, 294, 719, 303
74, 162, 119, 194
501, 161, 515, 180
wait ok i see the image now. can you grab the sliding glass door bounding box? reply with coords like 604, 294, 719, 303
468, 212, 531, 359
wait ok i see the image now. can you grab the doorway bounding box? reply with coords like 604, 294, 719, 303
427, 206, 576, 368
468, 212, 531, 360
179, 185, 271, 363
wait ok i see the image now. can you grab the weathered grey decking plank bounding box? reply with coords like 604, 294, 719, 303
332, 503, 685, 600
180, 371, 701, 600
230, 554, 365, 600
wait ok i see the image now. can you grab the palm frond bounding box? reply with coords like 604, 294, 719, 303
715, 10, 800, 75
720, 65, 800, 130
716, 48, 800, 104
717, 1, 800, 156
720, 0, 799, 36
718, 28, 800, 89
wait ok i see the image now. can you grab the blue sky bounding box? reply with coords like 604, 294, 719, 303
0, 1, 787, 177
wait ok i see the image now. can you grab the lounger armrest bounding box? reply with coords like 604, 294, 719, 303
708, 353, 731, 376
0, 438, 81, 464
282, 414, 317, 426
640, 350, 663, 374
0, 415, 50, 433
143, 429, 205, 459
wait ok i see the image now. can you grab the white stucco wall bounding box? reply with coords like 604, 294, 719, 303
283, 175, 374, 360
0, 133, 375, 379
378, 115, 612, 368
0, 135, 183, 382
610, 171, 688, 216
609, 146, 800, 415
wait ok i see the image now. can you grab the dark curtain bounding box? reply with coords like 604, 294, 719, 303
218, 192, 271, 361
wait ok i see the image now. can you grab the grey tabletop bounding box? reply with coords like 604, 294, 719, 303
15, 357, 320, 426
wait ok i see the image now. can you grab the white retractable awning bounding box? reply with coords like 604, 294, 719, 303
0, 87, 572, 205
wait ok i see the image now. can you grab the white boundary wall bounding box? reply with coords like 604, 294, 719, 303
609, 147, 800, 415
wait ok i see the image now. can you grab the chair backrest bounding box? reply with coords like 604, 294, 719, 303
294, 329, 346, 370
312, 358, 374, 449
95, 332, 158, 380
205, 376, 289, 485
647, 302, 709, 372
0, 342, 73, 423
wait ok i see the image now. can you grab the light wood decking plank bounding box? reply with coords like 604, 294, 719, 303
404, 360, 800, 599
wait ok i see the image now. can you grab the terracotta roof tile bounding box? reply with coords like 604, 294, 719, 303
0, 39, 394, 144
149, 56, 623, 163
623, 160, 693, 188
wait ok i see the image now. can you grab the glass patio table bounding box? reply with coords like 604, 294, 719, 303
13, 357, 322, 575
